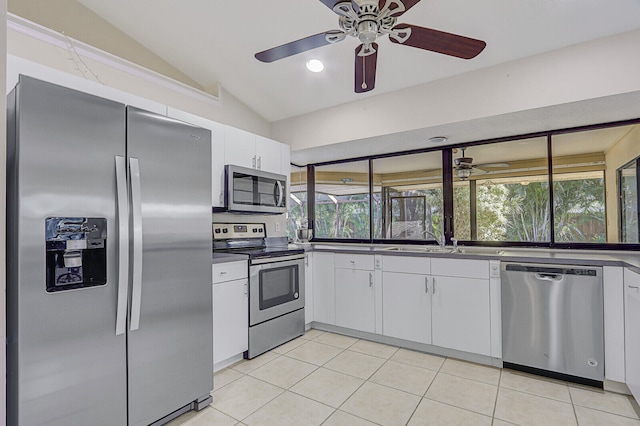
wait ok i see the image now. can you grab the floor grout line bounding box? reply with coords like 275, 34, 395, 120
187, 329, 640, 426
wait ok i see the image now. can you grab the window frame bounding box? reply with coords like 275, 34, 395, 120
298, 117, 640, 250
618, 156, 640, 244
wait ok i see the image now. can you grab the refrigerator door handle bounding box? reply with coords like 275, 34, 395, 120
115, 156, 129, 336
130, 157, 143, 331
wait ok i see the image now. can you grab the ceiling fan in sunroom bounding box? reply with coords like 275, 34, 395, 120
255, 0, 487, 93
454, 148, 510, 180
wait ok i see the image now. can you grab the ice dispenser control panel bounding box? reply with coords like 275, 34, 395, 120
45, 217, 107, 292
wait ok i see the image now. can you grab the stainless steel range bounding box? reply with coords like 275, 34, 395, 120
213, 223, 305, 359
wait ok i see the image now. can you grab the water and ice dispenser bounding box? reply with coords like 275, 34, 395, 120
45, 217, 107, 292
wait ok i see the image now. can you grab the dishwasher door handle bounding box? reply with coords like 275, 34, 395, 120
534, 273, 562, 281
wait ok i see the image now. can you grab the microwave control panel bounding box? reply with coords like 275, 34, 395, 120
213, 223, 266, 240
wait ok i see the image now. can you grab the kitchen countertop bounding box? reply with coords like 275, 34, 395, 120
212, 252, 249, 264
289, 242, 640, 273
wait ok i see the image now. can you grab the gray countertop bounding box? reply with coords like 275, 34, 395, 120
289, 243, 640, 273
212, 252, 249, 264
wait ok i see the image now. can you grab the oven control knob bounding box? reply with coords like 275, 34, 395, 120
222, 228, 228, 234
294, 292, 299, 299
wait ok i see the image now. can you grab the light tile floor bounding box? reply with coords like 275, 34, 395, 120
168, 330, 640, 426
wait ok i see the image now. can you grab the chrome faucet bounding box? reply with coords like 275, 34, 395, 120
451, 238, 458, 253
423, 229, 445, 250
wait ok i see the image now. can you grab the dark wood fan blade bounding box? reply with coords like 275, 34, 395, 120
390, 24, 486, 59
255, 31, 342, 63
354, 43, 378, 93
379, 0, 422, 17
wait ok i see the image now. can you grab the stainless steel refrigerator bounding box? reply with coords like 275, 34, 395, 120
6, 76, 213, 425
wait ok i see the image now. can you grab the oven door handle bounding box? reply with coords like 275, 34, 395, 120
250, 254, 305, 265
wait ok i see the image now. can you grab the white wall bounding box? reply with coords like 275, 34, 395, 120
2, 2, 8, 424
272, 29, 640, 152
6, 15, 271, 137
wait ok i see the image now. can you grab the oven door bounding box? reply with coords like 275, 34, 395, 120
249, 255, 305, 326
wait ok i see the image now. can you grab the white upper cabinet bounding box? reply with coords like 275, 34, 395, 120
166, 107, 225, 207
224, 126, 256, 170
225, 127, 284, 175
255, 135, 282, 174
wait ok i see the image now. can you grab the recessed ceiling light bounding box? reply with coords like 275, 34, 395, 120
428, 136, 448, 143
306, 59, 324, 73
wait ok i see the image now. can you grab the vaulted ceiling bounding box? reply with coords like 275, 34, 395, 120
12, 0, 640, 123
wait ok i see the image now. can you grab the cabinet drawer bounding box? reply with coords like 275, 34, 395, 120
382, 255, 430, 275
431, 258, 489, 279
334, 254, 374, 270
213, 261, 248, 284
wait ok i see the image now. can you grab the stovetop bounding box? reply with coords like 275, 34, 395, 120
212, 222, 304, 260
216, 245, 304, 260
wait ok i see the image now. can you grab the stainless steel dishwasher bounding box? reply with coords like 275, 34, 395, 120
501, 262, 604, 386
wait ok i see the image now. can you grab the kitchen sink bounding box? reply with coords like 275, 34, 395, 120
382, 246, 452, 253
455, 247, 505, 256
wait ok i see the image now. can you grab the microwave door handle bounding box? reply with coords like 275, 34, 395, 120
115, 156, 129, 336
129, 157, 143, 332
275, 180, 284, 207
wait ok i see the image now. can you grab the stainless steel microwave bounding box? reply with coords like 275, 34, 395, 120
224, 165, 287, 214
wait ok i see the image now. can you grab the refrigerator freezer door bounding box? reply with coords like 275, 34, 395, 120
126, 107, 213, 426
6, 76, 128, 425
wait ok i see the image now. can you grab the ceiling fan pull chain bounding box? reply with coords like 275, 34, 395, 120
361, 54, 367, 89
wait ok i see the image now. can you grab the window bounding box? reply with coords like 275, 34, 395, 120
372, 152, 443, 241
305, 121, 640, 249
620, 159, 639, 243
453, 138, 550, 242
314, 161, 370, 240
287, 165, 308, 241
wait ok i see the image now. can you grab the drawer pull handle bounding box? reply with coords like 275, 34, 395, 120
629, 285, 639, 289
220, 271, 227, 275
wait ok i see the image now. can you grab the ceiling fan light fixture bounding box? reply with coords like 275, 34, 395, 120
306, 59, 325, 73
428, 136, 448, 143
457, 168, 472, 180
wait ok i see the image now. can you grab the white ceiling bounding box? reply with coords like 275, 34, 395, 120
77, 0, 640, 123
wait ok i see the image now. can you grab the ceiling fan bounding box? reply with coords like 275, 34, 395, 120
254, 0, 487, 93
454, 148, 510, 180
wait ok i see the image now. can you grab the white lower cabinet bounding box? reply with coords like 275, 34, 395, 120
313, 252, 335, 325
304, 253, 314, 326
212, 261, 248, 369
625, 268, 640, 401
382, 271, 431, 344
381, 255, 491, 357
431, 275, 491, 356
335, 268, 376, 333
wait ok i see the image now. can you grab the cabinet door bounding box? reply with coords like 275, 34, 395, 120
383, 272, 431, 344
335, 268, 375, 333
431, 276, 491, 356
213, 279, 248, 366
625, 269, 640, 401
224, 126, 256, 169
305, 253, 314, 325
255, 135, 282, 173
313, 253, 335, 325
